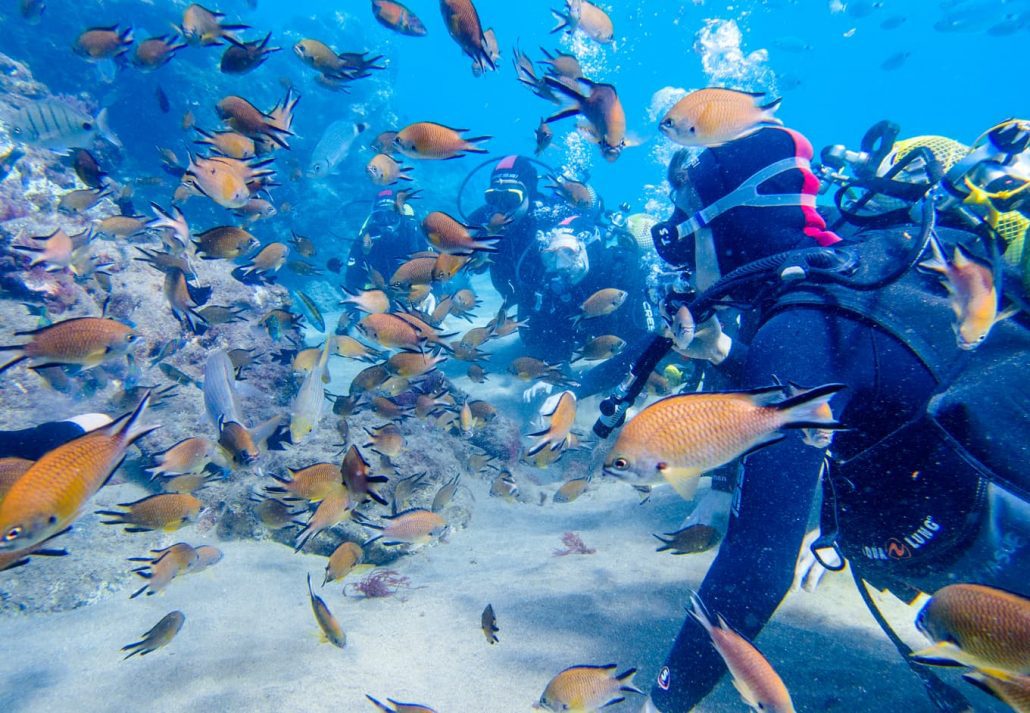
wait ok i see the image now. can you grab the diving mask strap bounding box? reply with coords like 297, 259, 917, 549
676, 157, 817, 240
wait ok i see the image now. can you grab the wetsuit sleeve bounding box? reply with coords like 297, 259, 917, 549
650, 309, 854, 711
0, 422, 85, 460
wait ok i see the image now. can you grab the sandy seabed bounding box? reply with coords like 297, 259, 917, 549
0, 470, 1003, 713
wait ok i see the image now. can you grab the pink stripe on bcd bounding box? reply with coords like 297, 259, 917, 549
781, 127, 842, 246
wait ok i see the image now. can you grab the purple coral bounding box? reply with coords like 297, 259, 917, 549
553, 531, 596, 556
343, 569, 412, 598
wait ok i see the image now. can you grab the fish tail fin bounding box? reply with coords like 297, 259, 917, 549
550, 9, 571, 33
918, 230, 949, 274
0, 353, 26, 375
110, 390, 158, 444
293, 524, 315, 551
617, 668, 643, 693
760, 95, 783, 114
687, 591, 716, 634
96, 107, 123, 149
365, 696, 393, 713
178, 307, 208, 335
774, 383, 845, 428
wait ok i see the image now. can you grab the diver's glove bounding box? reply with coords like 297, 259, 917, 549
792, 528, 833, 593
522, 381, 554, 403
678, 485, 732, 531
675, 315, 732, 365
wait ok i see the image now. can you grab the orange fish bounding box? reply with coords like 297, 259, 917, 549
323, 541, 366, 585
73, 25, 133, 60
439, 0, 495, 73
146, 437, 220, 478
0, 457, 33, 501
575, 288, 627, 324
913, 583, 1030, 675
308, 575, 346, 648
690, 594, 796, 713
341, 445, 389, 506
422, 211, 498, 255
373, 0, 428, 36
527, 391, 577, 456
133, 35, 187, 71
216, 96, 292, 149
128, 542, 199, 598
660, 88, 783, 148
295, 483, 354, 550
536, 664, 642, 711
394, 121, 490, 160
122, 610, 185, 658
919, 231, 1013, 350
364, 508, 447, 546
367, 153, 413, 185
267, 463, 343, 503
0, 395, 155, 552
962, 669, 1030, 713
545, 77, 628, 162
180, 3, 247, 46
603, 384, 843, 500
0, 316, 136, 375
357, 313, 426, 350
98, 493, 202, 532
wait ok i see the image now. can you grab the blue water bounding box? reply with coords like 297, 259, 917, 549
5, 0, 1027, 233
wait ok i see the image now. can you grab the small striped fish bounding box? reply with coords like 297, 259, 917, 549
9, 99, 120, 151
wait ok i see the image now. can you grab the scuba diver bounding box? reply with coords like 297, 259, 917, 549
625, 119, 1030, 713
466, 154, 571, 303
342, 188, 424, 291
467, 155, 659, 399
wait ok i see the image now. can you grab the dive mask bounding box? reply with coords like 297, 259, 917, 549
540, 228, 589, 283
485, 186, 526, 213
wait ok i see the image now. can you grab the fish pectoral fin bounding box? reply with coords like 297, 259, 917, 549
658, 466, 701, 501
730, 677, 762, 709
739, 432, 786, 458
994, 305, 1019, 324
909, 642, 971, 667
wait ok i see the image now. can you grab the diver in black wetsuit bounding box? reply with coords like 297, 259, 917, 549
468, 155, 657, 398
342, 189, 424, 291
638, 122, 1030, 713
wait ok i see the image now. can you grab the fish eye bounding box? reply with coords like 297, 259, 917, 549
661, 118, 673, 128
3, 526, 22, 542
82, 122, 93, 130
13, 127, 22, 134
689, 126, 696, 134
612, 457, 629, 470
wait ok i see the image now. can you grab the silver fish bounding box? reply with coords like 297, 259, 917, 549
308, 121, 368, 178
9, 99, 121, 152
203, 349, 250, 427
289, 337, 331, 443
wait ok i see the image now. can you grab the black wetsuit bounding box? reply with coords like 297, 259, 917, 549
514, 237, 655, 397
650, 228, 1030, 711
343, 216, 424, 290
0, 421, 86, 460
471, 200, 657, 396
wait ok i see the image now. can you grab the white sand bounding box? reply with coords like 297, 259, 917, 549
2, 470, 1003, 713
